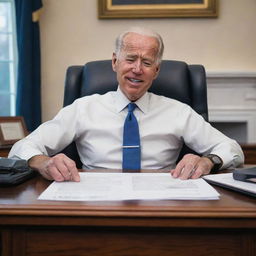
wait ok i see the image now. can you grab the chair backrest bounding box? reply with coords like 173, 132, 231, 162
62, 60, 208, 168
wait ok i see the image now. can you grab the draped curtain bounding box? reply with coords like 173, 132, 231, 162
14, 0, 42, 131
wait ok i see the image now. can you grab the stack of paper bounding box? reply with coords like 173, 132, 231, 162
39, 173, 219, 201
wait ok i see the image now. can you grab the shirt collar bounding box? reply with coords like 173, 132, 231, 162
114, 86, 150, 114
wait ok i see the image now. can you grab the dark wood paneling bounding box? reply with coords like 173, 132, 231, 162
241, 144, 256, 164
0, 145, 11, 157
4, 227, 256, 256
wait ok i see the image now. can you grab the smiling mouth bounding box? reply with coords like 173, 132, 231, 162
127, 78, 143, 83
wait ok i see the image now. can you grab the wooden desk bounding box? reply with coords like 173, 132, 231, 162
240, 144, 256, 164
0, 145, 11, 158
0, 172, 256, 256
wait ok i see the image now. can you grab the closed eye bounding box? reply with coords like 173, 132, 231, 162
126, 57, 136, 63
143, 61, 152, 67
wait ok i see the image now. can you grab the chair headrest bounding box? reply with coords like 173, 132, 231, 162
81, 60, 191, 105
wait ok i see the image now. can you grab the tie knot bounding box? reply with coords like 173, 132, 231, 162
128, 103, 136, 112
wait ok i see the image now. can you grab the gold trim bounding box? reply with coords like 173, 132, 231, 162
32, 8, 42, 22
99, 0, 218, 19
107, 0, 208, 10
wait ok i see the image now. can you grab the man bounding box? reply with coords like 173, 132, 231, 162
9, 27, 244, 182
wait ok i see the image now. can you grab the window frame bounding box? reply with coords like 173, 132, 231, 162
0, 0, 18, 116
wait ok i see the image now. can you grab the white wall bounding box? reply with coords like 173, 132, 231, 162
40, 0, 256, 121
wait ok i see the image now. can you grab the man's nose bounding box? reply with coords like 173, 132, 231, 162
132, 60, 143, 74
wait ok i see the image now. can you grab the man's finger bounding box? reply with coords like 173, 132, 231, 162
63, 157, 80, 182
190, 168, 203, 179
179, 166, 195, 180
171, 160, 185, 178
50, 158, 68, 180
48, 165, 65, 182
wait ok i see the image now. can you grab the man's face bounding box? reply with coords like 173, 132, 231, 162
112, 32, 160, 102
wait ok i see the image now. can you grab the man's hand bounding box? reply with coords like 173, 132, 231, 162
28, 153, 80, 182
170, 154, 214, 180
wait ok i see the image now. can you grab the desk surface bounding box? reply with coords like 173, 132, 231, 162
1, 170, 256, 229
1, 171, 256, 256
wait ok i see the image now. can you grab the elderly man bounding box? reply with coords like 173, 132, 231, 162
9, 27, 244, 181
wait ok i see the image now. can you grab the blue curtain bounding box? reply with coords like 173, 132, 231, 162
14, 0, 42, 131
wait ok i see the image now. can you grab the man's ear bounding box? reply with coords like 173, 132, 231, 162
153, 64, 160, 80
112, 53, 117, 72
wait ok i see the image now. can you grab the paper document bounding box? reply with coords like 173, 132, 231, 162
204, 173, 256, 197
38, 173, 219, 201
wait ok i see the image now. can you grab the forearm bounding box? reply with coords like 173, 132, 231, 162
28, 155, 51, 172
28, 155, 55, 180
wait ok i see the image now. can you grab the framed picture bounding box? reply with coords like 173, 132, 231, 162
98, 0, 218, 19
0, 117, 28, 146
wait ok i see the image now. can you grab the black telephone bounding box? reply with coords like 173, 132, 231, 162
0, 157, 36, 186
233, 167, 256, 184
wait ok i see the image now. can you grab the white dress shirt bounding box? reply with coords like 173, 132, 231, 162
9, 87, 244, 170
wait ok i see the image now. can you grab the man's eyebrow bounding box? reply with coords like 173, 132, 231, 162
126, 54, 137, 58
126, 54, 153, 60
123, 52, 156, 63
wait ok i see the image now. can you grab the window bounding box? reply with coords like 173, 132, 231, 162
0, 0, 17, 116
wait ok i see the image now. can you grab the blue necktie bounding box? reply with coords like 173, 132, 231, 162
122, 103, 141, 171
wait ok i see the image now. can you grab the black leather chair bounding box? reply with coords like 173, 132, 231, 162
62, 60, 208, 168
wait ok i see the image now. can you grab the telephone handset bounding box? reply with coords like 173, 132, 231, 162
0, 157, 36, 186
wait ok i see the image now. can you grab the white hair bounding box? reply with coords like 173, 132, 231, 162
114, 27, 164, 64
